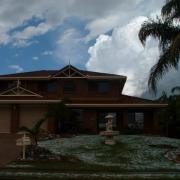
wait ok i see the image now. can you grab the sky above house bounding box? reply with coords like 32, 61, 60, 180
0, 0, 179, 99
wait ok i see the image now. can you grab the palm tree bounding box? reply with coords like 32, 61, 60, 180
139, 0, 180, 93
162, 0, 180, 20
18, 118, 46, 145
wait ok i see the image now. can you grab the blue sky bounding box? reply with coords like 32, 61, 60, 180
0, 16, 91, 74
0, 0, 179, 98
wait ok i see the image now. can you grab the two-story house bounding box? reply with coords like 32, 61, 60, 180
0, 65, 167, 134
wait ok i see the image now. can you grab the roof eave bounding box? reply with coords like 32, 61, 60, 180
66, 103, 168, 108
0, 76, 126, 80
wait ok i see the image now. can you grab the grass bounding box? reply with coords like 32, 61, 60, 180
1, 135, 180, 179
39, 135, 180, 170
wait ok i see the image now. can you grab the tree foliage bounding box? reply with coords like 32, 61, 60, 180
18, 118, 46, 145
139, 0, 180, 93
158, 87, 180, 137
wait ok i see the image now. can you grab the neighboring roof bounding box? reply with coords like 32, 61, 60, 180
0, 65, 126, 80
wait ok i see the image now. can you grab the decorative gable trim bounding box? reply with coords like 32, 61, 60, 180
52, 65, 86, 78
0, 86, 43, 97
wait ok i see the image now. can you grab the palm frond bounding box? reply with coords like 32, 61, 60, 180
171, 86, 180, 93
138, 18, 179, 51
170, 32, 180, 67
18, 126, 33, 135
34, 118, 46, 133
148, 46, 179, 93
162, 0, 180, 19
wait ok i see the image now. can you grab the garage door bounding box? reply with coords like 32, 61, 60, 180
20, 105, 47, 130
0, 106, 11, 133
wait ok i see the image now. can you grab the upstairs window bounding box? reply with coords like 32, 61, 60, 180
98, 81, 110, 93
47, 81, 57, 92
64, 81, 75, 93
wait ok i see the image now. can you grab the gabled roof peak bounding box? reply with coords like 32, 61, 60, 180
52, 64, 86, 78
0, 86, 43, 97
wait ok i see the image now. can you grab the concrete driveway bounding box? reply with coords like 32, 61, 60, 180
0, 134, 21, 167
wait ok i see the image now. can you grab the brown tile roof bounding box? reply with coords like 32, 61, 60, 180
0, 70, 56, 78
0, 65, 126, 79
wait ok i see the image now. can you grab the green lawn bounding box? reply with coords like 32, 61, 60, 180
39, 135, 180, 170
1, 135, 180, 179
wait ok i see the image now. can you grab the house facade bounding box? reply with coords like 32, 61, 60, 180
0, 65, 167, 134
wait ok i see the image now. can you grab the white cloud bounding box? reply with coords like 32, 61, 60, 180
13, 23, 51, 39
84, 0, 164, 41
8, 65, 24, 73
55, 28, 88, 66
12, 39, 39, 48
0, 0, 164, 45
57, 29, 77, 44
11, 23, 51, 47
42, 50, 53, 56
32, 56, 39, 60
86, 17, 160, 96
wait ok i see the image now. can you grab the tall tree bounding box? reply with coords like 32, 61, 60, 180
139, 0, 180, 93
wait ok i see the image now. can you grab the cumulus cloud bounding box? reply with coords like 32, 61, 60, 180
86, 17, 160, 96
8, 65, 24, 73
84, 0, 164, 41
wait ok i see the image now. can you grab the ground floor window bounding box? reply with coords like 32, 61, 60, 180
128, 112, 144, 130
98, 112, 117, 130
59, 109, 83, 133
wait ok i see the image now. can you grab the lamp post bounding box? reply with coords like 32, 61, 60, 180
100, 113, 119, 145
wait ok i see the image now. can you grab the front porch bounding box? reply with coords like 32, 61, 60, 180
48, 107, 161, 135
